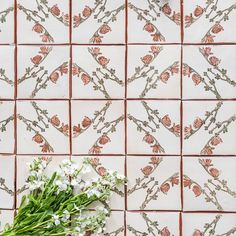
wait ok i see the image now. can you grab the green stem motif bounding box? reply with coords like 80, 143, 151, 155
0, 6, 14, 31
0, 68, 14, 86
104, 227, 124, 236
0, 178, 14, 195
0, 115, 14, 133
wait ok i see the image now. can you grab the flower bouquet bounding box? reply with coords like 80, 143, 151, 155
0, 158, 126, 236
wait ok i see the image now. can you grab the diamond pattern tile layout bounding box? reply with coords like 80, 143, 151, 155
1, 0, 236, 235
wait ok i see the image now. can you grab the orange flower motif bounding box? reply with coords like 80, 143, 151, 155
151, 33, 164, 42
170, 176, 179, 186
184, 125, 193, 137
91, 47, 101, 56
150, 156, 161, 165
170, 63, 179, 75
201, 47, 212, 57
82, 116, 92, 128
201, 159, 212, 167
81, 73, 91, 85
141, 54, 153, 65
202, 34, 215, 43
51, 115, 60, 126
183, 64, 191, 77
210, 136, 222, 146
192, 185, 202, 197
61, 123, 69, 135
162, 115, 171, 127
59, 64, 68, 75
194, 6, 204, 17
91, 35, 103, 44
40, 143, 52, 153
98, 56, 109, 66
209, 56, 220, 66
201, 146, 213, 155
209, 168, 220, 178
99, 24, 111, 34
73, 124, 81, 135
151, 144, 164, 153
162, 4, 172, 15
73, 14, 81, 27
171, 123, 180, 136
185, 14, 193, 25
89, 145, 102, 154
90, 157, 100, 167
72, 65, 80, 76
143, 23, 155, 33
160, 183, 170, 194
160, 71, 170, 83
51, 4, 60, 16
97, 166, 107, 176
98, 135, 110, 145
172, 11, 180, 24
41, 34, 51, 43
192, 73, 202, 85
212, 23, 224, 34
143, 134, 154, 144
193, 230, 203, 236
32, 134, 44, 144
82, 6, 92, 17
141, 165, 153, 176
64, 14, 69, 25
183, 176, 191, 188
161, 227, 170, 236
39, 46, 50, 55
32, 23, 44, 33
193, 117, 203, 129
150, 46, 161, 54
31, 55, 42, 65
50, 72, 59, 83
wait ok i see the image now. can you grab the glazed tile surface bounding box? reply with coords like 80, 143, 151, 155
1, 0, 236, 235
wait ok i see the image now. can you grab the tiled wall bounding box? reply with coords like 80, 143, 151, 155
1, 0, 236, 235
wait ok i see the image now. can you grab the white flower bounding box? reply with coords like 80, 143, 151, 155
55, 180, 68, 191
61, 210, 70, 222
52, 214, 60, 226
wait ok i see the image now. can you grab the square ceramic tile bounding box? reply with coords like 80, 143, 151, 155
72, 156, 125, 210
183, 101, 236, 155
17, 46, 69, 99
127, 45, 181, 99
16, 155, 69, 207
0, 101, 15, 154
126, 212, 180, 235
72, 46, 125, 99
127, 100, 181, 155
0, 210, 14, 231
0, 46, 15, 99
127, 156, 181, 210
16, 100, 70, 154
71, 100, 125, 155
128, 0, 181, 43
183, 45, 236, 99
17, 0, 70, 44
0, 1, 14, 44
0, 155, 15, 209
72, 0, 125, 44
182, 213, 236, 236
183, 156, 236, 212
184, 0, 236, 43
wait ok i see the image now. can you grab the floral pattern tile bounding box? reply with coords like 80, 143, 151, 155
17, 0, 70, 44
183, 101, 236, 155
127, 100, 181, 155
0, 155, 15, 209
184, 0, 236, 43
128, 0, 181, 43
183, 156, 236, 211
182, 213, 236, 236
0, 1, 14, 44
126, 211, 180, 236
0, 101, 15, 154
71, 100, 125, 155
72, 46, 125, 99
72, 0, 126, 44
72, 156, 125, 210
127, 156, 181, 210
0, 210, 14, 231
17, 46, 70, 99
16, 155, 69, 207
183, 45, 236, 99
0, 46, 15, 99
127, 45, 181, 99
16, 100, 70, 154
